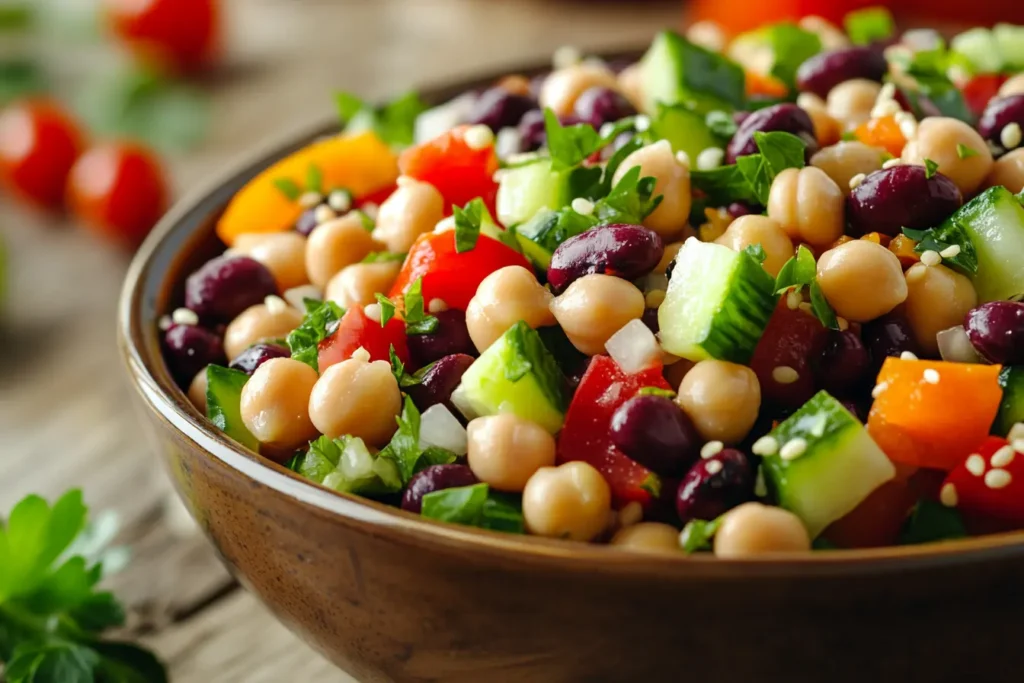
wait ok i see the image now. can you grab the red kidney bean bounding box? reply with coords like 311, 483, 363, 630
977, 94, 1024, 155
675, 449, 755, 524
726, 201, 757, 218
467, 86, 537, 133
610, 395, 702, 477
573, 86, 636, 127
812, 330, 870, 397
796, 47, 889, 99
518, 109, 547, 151
641, 307, 659, 334
185, 255, 278, 322
294, 206, 320, 236
846, 165, 962, 237
964, 301, 1024, 365
406, 309, 476, 367
406, 353, 476, 419
726, 103, 819, 164
164, 323, 225, 385
862, 312, 921, 375
401, 464, 479, 513
228, 342, 290, 375
547, 223, 663, 294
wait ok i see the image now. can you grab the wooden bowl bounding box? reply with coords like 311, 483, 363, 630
118, 66, 1024, 683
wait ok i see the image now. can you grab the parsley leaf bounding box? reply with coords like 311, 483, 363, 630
903, 51, 974, 123
592, 166, 663, 225
335, 90, 427, 148
389, 345, 434, 389
401, 278, 439, 335
679, 516, 721, 553
420, 483, 525, 534
924, 158, 939, 179
305, 163, 323, 194
767, 23, 822, 90
902, 222, 979, 274
705, 109, 738, 139
844, 7, 895, 45
272, 177, 301, 201
899, 499, 967, 545
690, 164, 761, 206
544, 109, 603, 171
453, 198, 485, 253
294, 435, 403, 494
956, 143, 979, 159
377, 397, 457, 484
743, 244, 767, 265
774, 245, 840, 330
286, 299, 345, 370
737, 131, 807, 205
374, 294, 397, 326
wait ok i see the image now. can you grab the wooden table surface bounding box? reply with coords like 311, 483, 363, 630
0, 1, 680, 680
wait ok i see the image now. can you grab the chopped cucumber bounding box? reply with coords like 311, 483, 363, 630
944, 186, 1024, 302
640, 30, 746, 115
762, 391, 897, 537
513, 209, 594, 269
451, 321, 568, 433
205, 365, 258, 451
658, 238, 776, 363
994, 24, 1024, 70
648, 103, 721, 166
995, 366, 1024, 437
496, 159, 570, 227
951, 28, 1004, 74
297, 435, 402, 495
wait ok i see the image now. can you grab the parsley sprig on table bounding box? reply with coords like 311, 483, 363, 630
0, 490, 167, 683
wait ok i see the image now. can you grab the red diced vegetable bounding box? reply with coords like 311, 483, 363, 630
318, 305, 410, 372
749, 300, 827, 412
399, 125, 499, 216
942, 437, 1024, 526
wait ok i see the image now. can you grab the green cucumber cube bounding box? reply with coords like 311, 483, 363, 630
946, 186, 1024, 302
640, 30, 746, 115
205, 365, 258, 451
495, 159, 569, 228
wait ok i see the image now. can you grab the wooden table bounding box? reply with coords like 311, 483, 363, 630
0, 1, 680, 679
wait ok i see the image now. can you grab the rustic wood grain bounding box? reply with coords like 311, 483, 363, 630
0, 0, 678, 680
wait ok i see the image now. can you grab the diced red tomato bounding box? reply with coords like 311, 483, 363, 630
0, 99, 84, 210
357, 182, 397, 209
822, 480, 917, 548
317, 305, 410, 372
961, 74, 1007, 119
557, 355, 670, 508
749, 300, 827, 414
943, 437, 1024, 528
398, 125, 499, 216
104, 0, 220, 75
389, 230, 530, 311
867, 358, 1004, 470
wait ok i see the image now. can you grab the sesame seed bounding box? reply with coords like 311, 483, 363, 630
1009, 423, 1024, 443
314, 205, 337, 225
675, 150, 691, 167
619, 501, 643, 528
298, 191, 322, 209
900, 351, 919, 361
870, 100, 902, 119
696, 147, 724, 171
939, 244, 961, 259
848, 173, 867, 190
837, 317, 850, 331
965, 454, 986, 477
552, 45, 582, 69
1001, 122, 1022, 150
571, 197, 595, 216
871, 381, 889, 399
634, 115, 651, 132
991, 445, 1016, 468
751, 435, 779, 457
883, 158, 902, 169
158, 315, 173, 331
1013, 439, 1024, 454
920, 250, 942, 267
645, 289, 666, 308
779, 438, 808, 461
798, 302, 814, 315
772, 366, 800, 384
171, 308, 199, 326
705, 459, 724, 475
328, 190, 352, 213
363, 302, 382, 323
700, 440, 724, 459
923, 368, 940, 384
464, 124, 495, 151
786, 289, 803, 310
427, 298, 448, 314
351, 346, 371, 363
984, 468, 1012, 490
939, 483, 958, 507
264, 295, 288, 315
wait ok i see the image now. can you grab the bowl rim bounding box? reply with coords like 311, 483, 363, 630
117, 58, 1024, 579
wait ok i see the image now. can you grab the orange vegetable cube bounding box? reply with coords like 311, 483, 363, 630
855, 115, 907, 158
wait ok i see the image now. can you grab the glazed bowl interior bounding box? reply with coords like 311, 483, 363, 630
118, 60, 1024, 581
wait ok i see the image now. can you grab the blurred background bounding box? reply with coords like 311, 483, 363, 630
0, 0, 1021, 680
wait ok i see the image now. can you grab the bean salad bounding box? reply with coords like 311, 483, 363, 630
162, 8, 1024, 557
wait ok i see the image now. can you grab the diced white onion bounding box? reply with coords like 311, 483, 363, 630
419, 404, 468, 456
936, 325, 983, 364
605, 318, 662, 374
415, 92, 477, 143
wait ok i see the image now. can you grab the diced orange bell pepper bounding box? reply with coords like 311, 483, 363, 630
867, 358, 1004, 470
745, 70, 789, 99
860, 232, 892, 248
888, 234, 920, 270
855, 115, 907, 158
216, 131, 399, 246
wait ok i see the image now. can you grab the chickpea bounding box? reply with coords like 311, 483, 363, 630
550, 274, 645, 356
540, 62, 620, 116
325, 261, 401, 310
984, 148, 1024, 193
799, 16, 850, 51
305, 213, 380, 289
308, 352, 402, 448
657, 241, 683, 275
676, 360, 761, 444
810, 141, 886, 196
372, 177, 445, 253
904, 263, 978, 356
766, 166, 845, 247
715, 215, 795, 276
663, 358, 695, 392
224, 301, 303, 361
612, 140, 691, 239
188, 367, 208, 414
521, 461, 611, 542
610, 522, 681, 554
713, 503, 811, 557
826, 79, 882, 131
497, 74, 531, 97
617, 63, 644, 111
240, 358, 319, 451
797, 93, 841, 146
901, 117, 994, 196
999, 73, 1024, 98
466, 266, 555, 353
466, 414, 556, 492
816, 240, 908, 323
233, 232, 309, 291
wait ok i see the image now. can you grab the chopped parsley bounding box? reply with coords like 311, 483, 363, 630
286, 299, 345, 370
774, 245, 840, 330
453, 198, 485, 253
335, 90, 427, 148
844, 7, 895, 46
924, 158, 940, 179
375, 277, 438, 334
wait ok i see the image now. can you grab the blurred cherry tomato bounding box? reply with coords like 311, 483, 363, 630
961, 74, 1008, 119
104, 0, 220, 75
67, 141, 169, 247
0, 100, 84, 210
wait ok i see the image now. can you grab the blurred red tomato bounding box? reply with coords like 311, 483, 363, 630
104, 0, 220, 75
67, 142, 169, 247
0, 100, 84, 210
